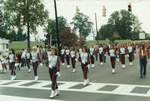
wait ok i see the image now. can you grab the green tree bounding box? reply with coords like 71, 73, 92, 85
44, 16, 68, 44
71, 13, 93, 38
98, 10, 142, 42
4, 0, 49, 33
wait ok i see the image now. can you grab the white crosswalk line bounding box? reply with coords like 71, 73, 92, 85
113, 85, 136, 94
0, 80, 150, 97
81, 83, 105, 91
0, 95, 64, 101
8, 81, 34, 86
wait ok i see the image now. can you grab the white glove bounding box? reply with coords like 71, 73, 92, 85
82, 60, 85, 64
117, 58, 119, 62
56, 72, 61, 77
104, 54, 106, 56
127, 54, 129, 57
93, 55, 95, 58
88, 65, 90, 69
75, 58, 77, 61
49, 64, 52, 69
9, 60, 12, 63
40, 63, 43, 66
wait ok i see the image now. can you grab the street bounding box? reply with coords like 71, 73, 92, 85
0, 54, 150, 101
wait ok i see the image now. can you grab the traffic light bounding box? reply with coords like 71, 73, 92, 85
76, 6, 79, 16
0, 16, 2, 22
20, 15, 24, 26
128, 3, 132, 14
102, 5, 106, 17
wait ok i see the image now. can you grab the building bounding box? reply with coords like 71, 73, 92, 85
0, 38, 9, 56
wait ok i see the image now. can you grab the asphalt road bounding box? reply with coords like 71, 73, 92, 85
0, 54, 150, 101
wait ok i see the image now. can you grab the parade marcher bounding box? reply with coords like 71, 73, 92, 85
70, 46, 77, 72
31, 46, 43, 81
1, 55, 7, 73
8, 49, 16, 80
78, 46, 90, 86
65, 47, 70, 68
103, 44, 108, 63
98, 44, 104, 65
15, 53, 20, 70
21, 49, 26, 68
41, 46, 47, 62
60, 46, 65, 65
26, 49, 32, 73
138, 45, 147, 78
108, 45, 117, 74
127, 43, 133, 65
46, 47, 60, 99
119, 44, 126, 69
94, 45, 98, 61
90, 44, 95, 67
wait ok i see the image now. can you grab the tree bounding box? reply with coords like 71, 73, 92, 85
59, 28, 78, 47
71, 13, 93, 38
97, 10, 142, 42
44, 16, 68, 44
4, 0, 49, 33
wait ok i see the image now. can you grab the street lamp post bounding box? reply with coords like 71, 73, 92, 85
95, 13, 99, 45
53, 0, 60, 55
27, 0, 30, 50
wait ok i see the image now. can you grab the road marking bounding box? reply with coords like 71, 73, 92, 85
0, 80, 150, 97
0, 95, 64, 101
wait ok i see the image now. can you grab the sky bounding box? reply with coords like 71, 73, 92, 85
33, 0, 150, 41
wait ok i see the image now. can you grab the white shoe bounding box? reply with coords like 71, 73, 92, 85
100, 62, 103, 65
67, 65, 70, 68
122, 65, 125, 69
50, 90, 55, 99
83, 79, 86, 86
73, 69, 76, 73
34, 76, 38, 81
86, 78, 89, 84
28, 69, 31, 73
112, 69, 115, 74
91, 64, 95, 67
129, 62, 133, 65
13, 75, 16, 80
62, 63, 65, 66
54, 89, 59, 96
11, 76, 14, 80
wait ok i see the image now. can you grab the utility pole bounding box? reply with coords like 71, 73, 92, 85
27, 0, 30, 50
95, 13, 99, 44
53, 0, 60, 55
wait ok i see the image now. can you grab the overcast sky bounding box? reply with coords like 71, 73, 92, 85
34, 0, 150, 40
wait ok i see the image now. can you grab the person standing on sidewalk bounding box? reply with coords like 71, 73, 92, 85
46, 47, 60, 99
138, 45, 147, 78
65, 47, 70, 68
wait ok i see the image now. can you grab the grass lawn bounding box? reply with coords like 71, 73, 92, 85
9, 41, 45, 52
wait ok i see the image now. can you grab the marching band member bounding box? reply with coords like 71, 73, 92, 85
65, 47, 70, 68
31, 46, 43, 81
46, 47, 60, 99
127, 43, 133, 65
103, 44, 108, 63
119, 44, 126, 69
70, 46, 77, 72
90, 44, 95, 67
8, 49, 16, 80
78, 46, 90, 86
108, 45, 117, 74
26, 48, 32, 73
60, 46, 65, 65
98, 44, 104, 65
41, 46, 47, 61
